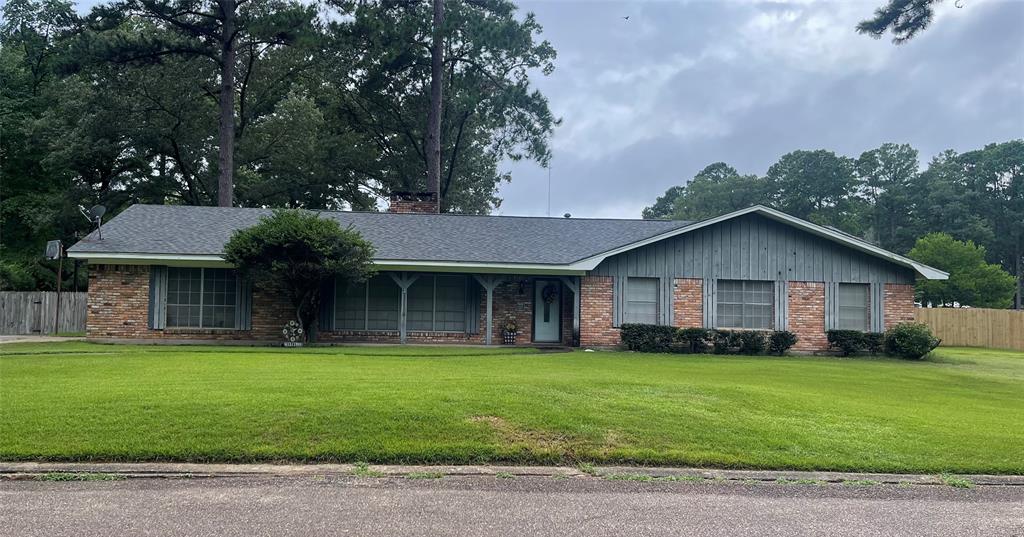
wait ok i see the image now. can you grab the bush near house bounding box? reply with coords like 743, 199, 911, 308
619, 324, 797, 356
826, 324, 938, 359
884, 322, 941, 360
623, 322, 939, 359
827, 330, 885, 356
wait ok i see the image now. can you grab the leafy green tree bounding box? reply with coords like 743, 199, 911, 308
956, 141, 1024, 309
326, 0, 558, 213
642, 186, 686, 220
857, 0, 942, 44
855, 143, 919, 252
643, 164, 768, 221
908, 233, 1016, 308
765, 150, 864, 232
0, 0, 88, 290
82, 0, 319, 206
223, 210, 376, 342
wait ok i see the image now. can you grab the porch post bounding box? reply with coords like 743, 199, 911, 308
389, 272, 419, 344
559, 276, 581, 347
473, 275, 501, 345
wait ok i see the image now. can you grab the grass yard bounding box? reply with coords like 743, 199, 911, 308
1, 342, 1022, 474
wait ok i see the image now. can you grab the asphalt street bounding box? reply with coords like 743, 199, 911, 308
2, 475, 1022, 537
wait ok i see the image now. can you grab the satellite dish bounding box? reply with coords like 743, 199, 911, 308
88, 205, 106, 219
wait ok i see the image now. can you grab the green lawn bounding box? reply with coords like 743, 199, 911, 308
1, 342, 1022, 474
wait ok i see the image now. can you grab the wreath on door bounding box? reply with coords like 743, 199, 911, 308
541, 283, 558, 304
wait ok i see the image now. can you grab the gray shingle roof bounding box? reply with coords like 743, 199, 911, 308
68, 205, 692, 265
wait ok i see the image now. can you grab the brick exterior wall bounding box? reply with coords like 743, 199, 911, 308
884, 283, 916, 330
87, 265, 573, 346
672, 278, 703, 328
788, 281, 827, 352
580, 276, 619, 347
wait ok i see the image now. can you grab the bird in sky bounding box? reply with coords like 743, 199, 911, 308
622, 16, 630, 21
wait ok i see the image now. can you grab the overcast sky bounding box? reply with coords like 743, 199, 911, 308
496, 0, 1024, 218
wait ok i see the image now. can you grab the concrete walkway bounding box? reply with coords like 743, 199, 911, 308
2, 462, 1021, 487
0, 335, 84, 345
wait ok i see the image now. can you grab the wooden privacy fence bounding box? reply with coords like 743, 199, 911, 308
915, 308, 1024, 351
0, 292, 87, 335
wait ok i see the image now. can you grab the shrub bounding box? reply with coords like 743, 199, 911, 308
768, 331, 798, 355
864, 332, 885, 354
884, 322, 940, 360
827, 330, 867, 356
711, 330, 741, 354
736, 331, 767, 355
676, 328, 713, 353
619, 324, 676, 353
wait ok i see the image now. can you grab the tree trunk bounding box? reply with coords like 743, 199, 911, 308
217, 0, 237, 208
424, 0, 444, 212
1016, 237, 1022, 310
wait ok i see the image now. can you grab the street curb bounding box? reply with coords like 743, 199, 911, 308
1, 462, 1021, 487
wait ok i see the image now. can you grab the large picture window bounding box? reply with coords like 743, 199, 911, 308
334, 275, 400, 331
838, 283, 869, 331
624, 277, 659, 325
334, 274, 467, 332
408, 275, 468, 332
165, 267, 238, 329
716, 280, 773, 329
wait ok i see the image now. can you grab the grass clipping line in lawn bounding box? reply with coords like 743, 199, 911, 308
0, 343, 1022, 474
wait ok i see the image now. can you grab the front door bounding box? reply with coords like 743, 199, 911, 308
533, 280, 561, 343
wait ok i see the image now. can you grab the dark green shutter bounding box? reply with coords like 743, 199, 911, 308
318, 278, 336, 331
235, 276, 253, 330
465, 279, 480, 334
148, 266, 168, 329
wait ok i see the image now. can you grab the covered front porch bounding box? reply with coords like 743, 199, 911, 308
319, 271, 581, 347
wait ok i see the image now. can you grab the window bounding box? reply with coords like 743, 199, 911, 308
367, 276, 400, 330
716, 280, 773, 329
333, 274, 465, 332
407, 275, 468, 332
165, 267, 238, 329
624, 277, 659, 324
838, 283, 869, 331
334, 275, 400, 331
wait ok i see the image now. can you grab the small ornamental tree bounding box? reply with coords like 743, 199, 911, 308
224, 209, 375, 343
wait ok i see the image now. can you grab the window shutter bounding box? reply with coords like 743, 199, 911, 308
235, 276, 253, 331
465, 280, 480, 334
318, 278, 336, 332
824, 282, 837, 331
702, 278, 716, 328
774, 280, 789, 331
148, 265, 168, 330
870, 283, 885, 332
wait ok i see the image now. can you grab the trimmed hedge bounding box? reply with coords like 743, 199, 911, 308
619, 324, 798, 356
827, 324, 939, 359
826, 330, 883, 356
619, 323, 676, 353
621, 322, 939, 360
884, 322, 940, 360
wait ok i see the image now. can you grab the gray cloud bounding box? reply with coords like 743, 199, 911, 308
498, 0, 1024, 218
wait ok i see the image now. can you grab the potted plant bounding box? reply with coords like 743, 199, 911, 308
502, 318, 518, 345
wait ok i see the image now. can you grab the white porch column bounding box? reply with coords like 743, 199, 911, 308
472, 275, 502, 345
389, 272, 420, 344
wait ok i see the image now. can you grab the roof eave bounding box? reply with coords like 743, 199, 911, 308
67, 251, 587, 275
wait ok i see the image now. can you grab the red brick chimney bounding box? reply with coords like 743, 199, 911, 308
388, 192, 439, 214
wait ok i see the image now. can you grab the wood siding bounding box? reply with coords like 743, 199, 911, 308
593, 213, 916, 326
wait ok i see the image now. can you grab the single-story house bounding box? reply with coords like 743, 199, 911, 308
68, 193, 947, 350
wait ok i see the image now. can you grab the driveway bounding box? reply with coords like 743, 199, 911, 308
2, 476, 1021, 537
